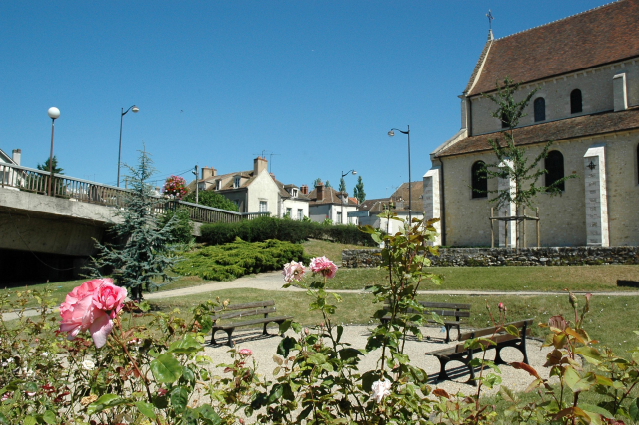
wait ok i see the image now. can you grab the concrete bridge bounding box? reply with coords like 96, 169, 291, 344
0, 163, 267, 282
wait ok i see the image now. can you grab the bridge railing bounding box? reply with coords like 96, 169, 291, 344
0, 163, 268, 224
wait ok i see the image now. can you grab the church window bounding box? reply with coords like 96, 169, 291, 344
570, 89, 582, 114
471, 161, 488, 198
500, 111, 509, 128
534, 97, 546, 122
545, 150, 565, 191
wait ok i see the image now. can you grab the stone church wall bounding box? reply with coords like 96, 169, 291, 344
470, 60, 639, 136
342, 246, 639, 268
439, 131, 639, 247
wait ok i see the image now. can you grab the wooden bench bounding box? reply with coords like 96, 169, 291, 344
382, 301, 471, 343
427, 319, 533, 385
210, 300, 293, 347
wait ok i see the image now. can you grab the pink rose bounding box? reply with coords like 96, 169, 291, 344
93, 281, 127, 315
238, 348, 252, 356
283, 261, 305, 283
59, 279, 127, 349
309, 256, 337, 279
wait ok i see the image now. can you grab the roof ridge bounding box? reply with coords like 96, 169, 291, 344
494, 0, 625, 42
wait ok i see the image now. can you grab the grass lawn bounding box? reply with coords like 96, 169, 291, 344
301, 239, 376, 264
326, 265, 639, 292
149, 288, 639, 356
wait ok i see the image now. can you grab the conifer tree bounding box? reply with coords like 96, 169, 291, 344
353, 176, 366, 204
88, 147, 180, 300
338, 177, 347, 197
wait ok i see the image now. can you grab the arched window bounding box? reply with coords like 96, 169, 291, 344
501, 111, 509, 128
545, 150, 565, 191
570, 89, 582, 114
534, 97, 546, 122
471, 161, 488, 198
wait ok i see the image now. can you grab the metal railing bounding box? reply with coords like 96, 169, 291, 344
0, 162, 268, 224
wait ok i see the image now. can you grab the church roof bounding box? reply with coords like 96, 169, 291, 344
466, 0, 639, 96
434, 106, 639, 158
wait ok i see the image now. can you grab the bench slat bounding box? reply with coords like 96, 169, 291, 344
213, 300, 275, 312
458, 319, 533, 341
419, 302, 471, 310
213, 307, 276, 321
212, 315, 293, 331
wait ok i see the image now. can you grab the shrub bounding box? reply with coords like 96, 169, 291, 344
183, 190, 239, 212
173, 239, 309, 281
158, 207, 195, 245
199, 216, 376, 246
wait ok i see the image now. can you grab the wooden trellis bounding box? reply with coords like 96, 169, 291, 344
490, 207, 540, 248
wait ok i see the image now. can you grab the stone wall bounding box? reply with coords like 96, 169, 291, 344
342, 246, 639, 268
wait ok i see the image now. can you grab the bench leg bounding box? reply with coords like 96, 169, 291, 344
226, 330, 234, 347
210, 330, 217, 346
444, 325, 451, 344
436, 356, 450, 381
494, 346, 506, 365
263, 322, 269, 336
520, 341, 529, 364
465, 351, 478, 387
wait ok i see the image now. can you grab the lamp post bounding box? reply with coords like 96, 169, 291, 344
192, 165, 199, 204
340, 169, 357, 224
117, 105, 139, 187
47, 107, 60, 197
388, 125, 411, 222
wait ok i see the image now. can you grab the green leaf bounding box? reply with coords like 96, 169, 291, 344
138, 300, 151, 312
169, 333, 202, 354
629, 397, 639, 420
563, 367, 596, 393
504, 325, 520, 337
150, 353, 183, 384
580, 403, 614, 419
23, 417, 36, 425
42, 411, 57, 424
279, 319, 293, 334
277, 336, 296, 357
499, 386, 516, 403
196, 405, 221, 425
575, 346, 603, 364
336, 325, 344, 343
268, 384, 284, 403
170, 386, 189, 414
87, 393, 125, 415
135, 401, 157, 420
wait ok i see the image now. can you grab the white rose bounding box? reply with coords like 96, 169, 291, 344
82, 359, 95, 370
371, 379, 392, 403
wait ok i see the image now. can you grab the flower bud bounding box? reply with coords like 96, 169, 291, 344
498, 302, 504, 311
304, 328, 310, 336
568, 292, 578, 309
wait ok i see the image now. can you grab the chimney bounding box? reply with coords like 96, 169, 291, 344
300, 185, 308, 195
315, 181, 324, 201
254, 156, 268, 175
201, 166, 216, 180
613, 73, 628, 111
12, 149, 21, 166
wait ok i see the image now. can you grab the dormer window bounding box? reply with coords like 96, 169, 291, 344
570, 89, 582, 114
234, 176, 241, 188
292, 189, 298, 198
215, 180, 221, 190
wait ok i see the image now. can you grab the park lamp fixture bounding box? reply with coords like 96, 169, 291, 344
340, 169, 357, 224
388, 125, 412, 222
47, 107, 61, 197
117, 105, 140, 187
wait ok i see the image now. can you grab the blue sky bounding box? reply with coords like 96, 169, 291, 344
1, 1, 609, 199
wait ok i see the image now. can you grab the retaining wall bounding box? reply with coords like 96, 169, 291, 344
342, 246, 639, 268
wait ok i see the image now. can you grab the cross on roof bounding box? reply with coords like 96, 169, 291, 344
486, 9, 494, 31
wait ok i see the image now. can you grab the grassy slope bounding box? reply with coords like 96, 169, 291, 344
327, 265, 639, 292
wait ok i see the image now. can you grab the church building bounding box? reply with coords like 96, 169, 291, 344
424, 0, 639, 247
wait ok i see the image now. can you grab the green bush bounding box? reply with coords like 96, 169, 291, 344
173, 238, 310, 281
199, 216, 376, 246
158, 207, 195, 244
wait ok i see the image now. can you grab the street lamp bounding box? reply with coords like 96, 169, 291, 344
340, 169, 357, 224
47, 107, 60, 197
388, 125, 411, 222
117, 105, 139, 187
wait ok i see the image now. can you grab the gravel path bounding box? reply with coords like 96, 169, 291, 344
203, 324, 556, 396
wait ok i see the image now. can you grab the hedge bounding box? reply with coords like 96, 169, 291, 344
199, 216, 377, 246
173, 239, 310, 281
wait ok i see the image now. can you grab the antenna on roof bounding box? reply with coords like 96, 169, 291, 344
268, 153, 280, 174
486, 9, 494, 31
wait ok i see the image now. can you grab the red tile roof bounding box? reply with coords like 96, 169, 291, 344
435, 107, 639, 157
467, 0, 639, 96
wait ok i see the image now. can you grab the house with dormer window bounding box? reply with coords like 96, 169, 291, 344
192, 157, 309, 218
425, 0, 639, 247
